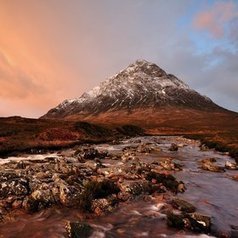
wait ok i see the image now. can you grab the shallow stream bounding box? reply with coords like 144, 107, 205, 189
0, 136, 237, 237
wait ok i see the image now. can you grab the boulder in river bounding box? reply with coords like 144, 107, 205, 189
167, 211, 211, 233
225, 161, 238, 170
171, 198, 196, 213
91, 196, 118, 215
159, 157, 182, 171
232, 175, 238, 181
169, 143, 178, 151
75, 147, 108, 160
146, 172, 185, 193
79, 180, 120, 211
0, 172, 29, 199
200, 158, 225, 172
65, 221, 93, 238
136, 143, 152, 153
200, 144, 209, 151
119, 180, 152, 196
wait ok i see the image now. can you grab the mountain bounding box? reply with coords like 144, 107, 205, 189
42, 60, 221, 119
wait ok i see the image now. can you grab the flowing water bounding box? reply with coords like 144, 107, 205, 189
0, 136, 238, 238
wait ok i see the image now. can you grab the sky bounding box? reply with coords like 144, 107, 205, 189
0, 0, 237, 117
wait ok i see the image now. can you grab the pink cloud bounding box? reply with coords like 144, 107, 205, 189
193, 1, 238, 38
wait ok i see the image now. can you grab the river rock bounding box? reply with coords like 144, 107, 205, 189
167, 212, 211, 233
189, 212, 211, 233
167, 212, 187, 229
119, 180, 152, 196
84, 160, 102, 171
0, 172, 29, 199
65, 221, 93, 238
171, 198, 196, 213
169, 143, 178, 151
136, 143, 152, 153
200, 144, 209, 151
58, 182, 82, 207
91, 196, 117, 215
232, 175, 238, 181
146, 172, 183, 193
78, 180, 120, 211
201, 163, 225, 172
225, 161, 238, 170
159, 158, 182, 171
23, 192, 53, 212
121, 151, 136, 162
201, 158, 225, 172
83, 148, 108, 160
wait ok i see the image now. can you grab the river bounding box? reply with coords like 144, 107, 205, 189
0, 136, 237, 237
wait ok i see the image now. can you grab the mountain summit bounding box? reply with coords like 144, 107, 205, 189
42, 60, 220, 119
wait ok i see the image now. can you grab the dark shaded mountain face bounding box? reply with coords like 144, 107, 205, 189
42, 60, 221, 119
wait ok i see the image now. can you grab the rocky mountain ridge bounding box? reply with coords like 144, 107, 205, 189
42, 60, 220, 119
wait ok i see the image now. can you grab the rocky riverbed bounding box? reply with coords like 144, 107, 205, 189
0, 136, 238, 238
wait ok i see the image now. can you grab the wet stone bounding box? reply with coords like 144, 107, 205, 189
65, 221, 93, 238
232, 175, 238, 181
167, 212, 211, 234
16, 161, 27, 169
225, 161, 238, 170
169, 143, 178, 151
0, 172, 29, 199
189, 212, 211, 233
80, 148, 108, 160
167, 212, 186, 230
171, 198, 196, 213
78, 180, 120, 212
201, 158, 225, 172
59, 182, 82, 207
159, 158, 182, 171
119, 180, 152, 196
200, 144, 209, 151
146, 172, 183, 193
136, 143, 152, 153
91, 197, 117, 215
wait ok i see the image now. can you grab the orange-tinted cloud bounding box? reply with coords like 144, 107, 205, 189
193, 1, 238, 38
0, 50, 45, 99
0, 1, 83, 117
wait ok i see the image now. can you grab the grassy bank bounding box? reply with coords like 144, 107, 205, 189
184, 133, 238, 163
0, 116, 144, 157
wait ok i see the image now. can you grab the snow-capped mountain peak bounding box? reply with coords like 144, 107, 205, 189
42, 60, 219, 119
